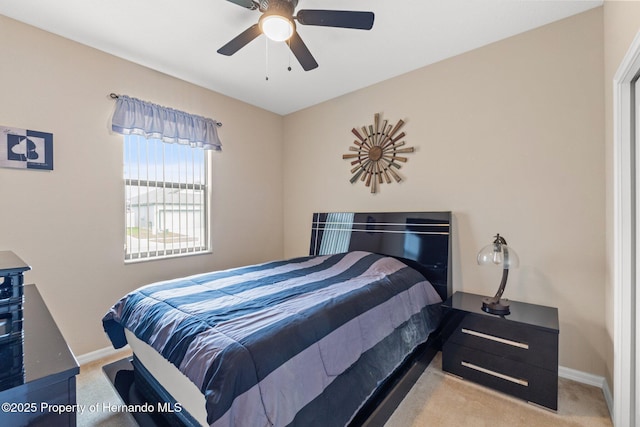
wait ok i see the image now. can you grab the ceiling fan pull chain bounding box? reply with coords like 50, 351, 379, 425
265, 37, 269, 81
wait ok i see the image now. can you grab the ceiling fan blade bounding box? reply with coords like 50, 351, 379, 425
217, 24, 262, 56
225, 0, 258, 10
288, 32, 318, 71
296, 10, 374, 30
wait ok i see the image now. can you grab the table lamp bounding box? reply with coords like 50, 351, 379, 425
477, 233, 519, 315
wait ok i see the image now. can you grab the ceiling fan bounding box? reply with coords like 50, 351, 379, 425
217, 0, 375, 71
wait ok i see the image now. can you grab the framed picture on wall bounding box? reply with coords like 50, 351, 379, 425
0, 125, 53, 171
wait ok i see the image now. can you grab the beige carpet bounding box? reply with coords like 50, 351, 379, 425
76, 350, 137, 427
76, 351, 612, 427
385, 353, 612, 427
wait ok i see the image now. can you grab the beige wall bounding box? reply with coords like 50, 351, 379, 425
283, 9, 606, 376
0, 15, 284, 355
603, 0, 640, 398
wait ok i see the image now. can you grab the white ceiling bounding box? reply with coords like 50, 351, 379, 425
0, 0, 602, 115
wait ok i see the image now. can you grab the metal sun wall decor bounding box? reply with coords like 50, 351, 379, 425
342, 113, 414, 193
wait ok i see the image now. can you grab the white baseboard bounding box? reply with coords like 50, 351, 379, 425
76, 345, 131, 366
559, 365, 605, 388
602, 378, 613, 420
559, 365, 613, 418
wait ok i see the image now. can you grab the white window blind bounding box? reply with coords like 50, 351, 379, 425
124, 135, 209, 261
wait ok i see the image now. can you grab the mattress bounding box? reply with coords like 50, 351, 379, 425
125, 327, 208, 425
103, 251, 443, 426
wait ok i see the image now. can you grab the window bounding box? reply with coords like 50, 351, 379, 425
111, 93, 221, 261
124, 135, 209, 261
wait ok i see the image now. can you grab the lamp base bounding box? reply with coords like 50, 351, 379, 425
481, 297, 510, 315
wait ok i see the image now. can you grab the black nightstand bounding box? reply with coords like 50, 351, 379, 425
441, 292, 559, 410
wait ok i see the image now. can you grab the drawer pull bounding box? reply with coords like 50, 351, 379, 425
0, 319, 8, 336
461, 361, 529, 387
461, 328, 529, 349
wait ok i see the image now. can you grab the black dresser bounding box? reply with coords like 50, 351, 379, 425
0, 251, 30, 391
0, 252, 79, 426
441, 292, 559, 410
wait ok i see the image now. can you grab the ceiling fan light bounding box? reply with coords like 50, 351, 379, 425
260, 14, 294, 42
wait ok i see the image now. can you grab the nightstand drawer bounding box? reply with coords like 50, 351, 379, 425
448, 313, 558, 370
443, 341, 558, 410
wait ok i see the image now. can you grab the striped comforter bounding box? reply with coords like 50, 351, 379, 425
103, 251, 443, 427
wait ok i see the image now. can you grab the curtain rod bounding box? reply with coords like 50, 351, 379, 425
109, 93, 222, 127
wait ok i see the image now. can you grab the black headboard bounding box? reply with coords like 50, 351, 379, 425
310, 211, 452, 301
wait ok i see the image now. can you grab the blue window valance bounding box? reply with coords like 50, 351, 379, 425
111, 95, 222, 151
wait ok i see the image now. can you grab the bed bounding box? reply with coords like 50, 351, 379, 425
102, 211, 452, 427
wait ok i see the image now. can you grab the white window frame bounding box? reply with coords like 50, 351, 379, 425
123, 135, 211, 262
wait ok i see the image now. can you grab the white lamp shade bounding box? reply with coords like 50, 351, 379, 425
260, 14, 294, 42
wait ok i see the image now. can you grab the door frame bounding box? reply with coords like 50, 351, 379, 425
613, 29, 640, 427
